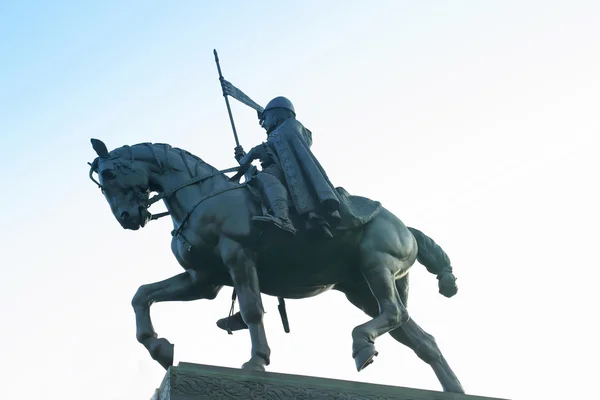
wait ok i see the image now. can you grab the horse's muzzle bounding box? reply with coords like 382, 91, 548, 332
119, 209, 144, 230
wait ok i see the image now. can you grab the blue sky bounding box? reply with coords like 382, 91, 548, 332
1, 1, 598, 399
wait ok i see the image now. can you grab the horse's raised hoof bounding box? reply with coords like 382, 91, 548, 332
241, 360, 266, 372
354, 344, 378, 372
148, 338, 174, 370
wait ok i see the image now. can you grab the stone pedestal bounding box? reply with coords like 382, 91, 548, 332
150, 362, 506, 400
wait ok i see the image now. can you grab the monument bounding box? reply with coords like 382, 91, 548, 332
87, 51, 504, 399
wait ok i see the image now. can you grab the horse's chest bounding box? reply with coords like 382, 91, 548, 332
170, 231, 218, 270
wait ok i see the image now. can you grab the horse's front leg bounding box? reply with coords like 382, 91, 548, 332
131, 272, 220, 369
219, 237, 270, 371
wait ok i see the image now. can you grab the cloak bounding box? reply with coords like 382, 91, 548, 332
265, 119, 381, 230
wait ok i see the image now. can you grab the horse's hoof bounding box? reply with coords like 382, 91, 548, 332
446, 383, 466, 394
354, 344, 378, 372
241, 360, 266, 372
148, 338, 174, 370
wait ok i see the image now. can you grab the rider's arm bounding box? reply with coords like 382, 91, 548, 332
238, 143, 267, 166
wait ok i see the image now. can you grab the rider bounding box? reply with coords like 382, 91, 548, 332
235, 95, 341, 239
216, 94, 343, 333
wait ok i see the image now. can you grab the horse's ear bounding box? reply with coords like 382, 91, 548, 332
91, 138, 110, 158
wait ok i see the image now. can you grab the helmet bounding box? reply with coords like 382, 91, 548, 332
263, 96, 295, 115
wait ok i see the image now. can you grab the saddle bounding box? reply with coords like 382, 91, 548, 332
241, 171, 382, 238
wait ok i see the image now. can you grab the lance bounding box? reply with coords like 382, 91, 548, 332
213, 49, 240, 148
212, 50, 291, 334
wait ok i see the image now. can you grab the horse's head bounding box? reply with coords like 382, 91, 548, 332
89, 138, 152, 230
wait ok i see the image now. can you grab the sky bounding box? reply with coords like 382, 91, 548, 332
0, 1, 598, 399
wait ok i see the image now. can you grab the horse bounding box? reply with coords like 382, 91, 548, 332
88, 138, 464, 393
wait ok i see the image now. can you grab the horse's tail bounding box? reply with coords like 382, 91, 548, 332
408, 227, 458, 298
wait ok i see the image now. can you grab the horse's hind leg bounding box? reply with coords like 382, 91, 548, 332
351, 213, 416, 371
341, 278, 464, 393
352, 254, 410, 371
389, 318, 464, 393
391, 265, 464, 393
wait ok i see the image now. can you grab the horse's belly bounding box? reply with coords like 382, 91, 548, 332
253, 230, 361, 299
258, 280, 335, 299
255, 251, 352, 299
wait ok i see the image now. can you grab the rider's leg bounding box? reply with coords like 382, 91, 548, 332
252, 166, 296, 236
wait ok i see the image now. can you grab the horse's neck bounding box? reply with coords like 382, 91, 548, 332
146, 145, 229, 225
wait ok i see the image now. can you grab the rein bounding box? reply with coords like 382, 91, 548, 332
146, 166, 242, 221
147, 166, 241, 207
171, 184, 243, 237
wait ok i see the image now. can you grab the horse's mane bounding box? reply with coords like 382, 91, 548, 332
114, 142, 228, 180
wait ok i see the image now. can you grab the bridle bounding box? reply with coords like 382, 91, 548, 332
145, 165, 243, 220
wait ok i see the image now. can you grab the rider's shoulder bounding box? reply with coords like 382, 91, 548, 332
280, 118, 305, 132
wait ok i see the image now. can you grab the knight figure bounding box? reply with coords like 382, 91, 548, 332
215, 78, 382, 333
235, 95, 341, 239
214, 80, 353, 332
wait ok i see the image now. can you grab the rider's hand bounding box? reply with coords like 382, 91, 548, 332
238, 147, 256, 167
234, 146, 246, 162
238, 144, 266, 166
221, 79, 237, 97
251, 144, 268, 161
238, 154, 252, 168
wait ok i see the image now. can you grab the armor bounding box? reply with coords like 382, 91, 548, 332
259, 96, 296, 124
264, 96, 295, 114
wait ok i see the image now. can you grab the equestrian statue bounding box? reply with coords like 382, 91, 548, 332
86, 51, 464, 393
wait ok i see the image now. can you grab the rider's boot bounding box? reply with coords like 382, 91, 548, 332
251, 173, 297, 236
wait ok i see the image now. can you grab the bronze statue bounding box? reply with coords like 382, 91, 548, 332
88, 135, 463, 393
